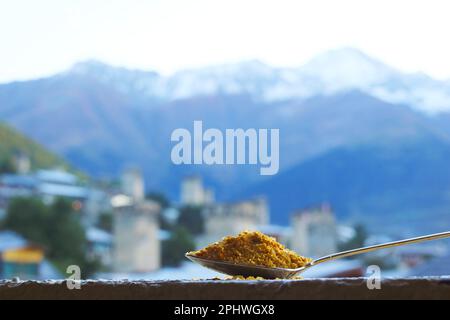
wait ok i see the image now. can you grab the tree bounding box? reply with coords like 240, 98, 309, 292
0, 156, 15, 174
178, 205, 205, 235
162, 227, 195, 267
146, 192, 170, 209
2, 197, 50, 247
46, 198, 88, 269
2, 197, 101, 277
97, 211, 113, 232
146, 192, 173, 230
338, 224, 368, 252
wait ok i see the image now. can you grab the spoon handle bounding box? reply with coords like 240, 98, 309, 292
310, 231, 450, 266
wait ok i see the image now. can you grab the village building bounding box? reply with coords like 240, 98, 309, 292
112, 168, 161, 273
291, 204, 338, 258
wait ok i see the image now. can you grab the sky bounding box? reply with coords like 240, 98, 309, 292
1, 0, 450, 83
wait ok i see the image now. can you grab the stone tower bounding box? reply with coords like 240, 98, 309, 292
291, 204, 337, 258
113, 168, 160, 273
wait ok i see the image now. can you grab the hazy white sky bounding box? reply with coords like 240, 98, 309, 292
1, 0, 450, 83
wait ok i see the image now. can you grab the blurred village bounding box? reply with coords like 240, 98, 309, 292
0, 153, 448, 280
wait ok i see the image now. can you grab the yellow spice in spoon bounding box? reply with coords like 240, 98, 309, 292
189, 230, 311, 269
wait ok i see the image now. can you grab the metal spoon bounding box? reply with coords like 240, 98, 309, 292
186, 231, 450, 279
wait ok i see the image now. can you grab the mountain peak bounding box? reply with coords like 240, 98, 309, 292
70, 60, 159, 78
70, 59, 113, 74
299, 47, 394, 91
306, 47, 385, 67
66, 60, 161, 96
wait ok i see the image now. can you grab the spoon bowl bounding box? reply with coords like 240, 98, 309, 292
185, 253, 305, 279
186, 231, 450, 279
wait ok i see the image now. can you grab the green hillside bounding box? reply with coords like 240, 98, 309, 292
0, 122, 71, 173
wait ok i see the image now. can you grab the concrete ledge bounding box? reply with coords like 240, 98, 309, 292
1, 277, 450, 300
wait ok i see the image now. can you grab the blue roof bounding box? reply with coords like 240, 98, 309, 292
0, 231, 28, 252
38, 183, 88, 198
36, 169, 78, 185
158, 229, 171, 241
87, 227, 112, 244
0, 174, 37, 188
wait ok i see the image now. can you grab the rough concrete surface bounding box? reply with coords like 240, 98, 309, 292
1, 277, 450, 300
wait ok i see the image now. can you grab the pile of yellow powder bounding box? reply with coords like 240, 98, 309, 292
189, 231, 311, 269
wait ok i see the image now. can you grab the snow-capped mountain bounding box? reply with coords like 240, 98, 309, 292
269, 48, 450, 114
68, 60, 162, 98
70, 47, 450, 114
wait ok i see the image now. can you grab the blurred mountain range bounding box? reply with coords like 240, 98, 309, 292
1, 47, 450, 231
